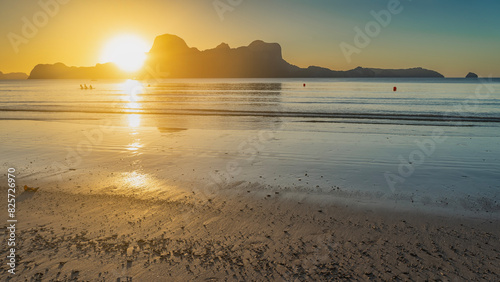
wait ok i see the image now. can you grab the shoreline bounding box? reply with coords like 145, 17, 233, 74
1, 118, 499, 222
2, 186, 499, 281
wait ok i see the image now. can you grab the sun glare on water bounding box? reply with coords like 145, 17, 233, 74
100, 34, 149, 72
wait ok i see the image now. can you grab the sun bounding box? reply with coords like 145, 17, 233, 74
100, 34, 149, 72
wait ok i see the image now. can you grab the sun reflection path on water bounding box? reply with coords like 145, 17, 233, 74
122, 171, 149, 188
126, 114, 142, 152
120, 80, 144, 128
126, 141, 143, 153
121, 79, 144, 114
112, 171, 187, 199
122, 79, 144, 102
119, 79, 145, 151
128, 114, 141, 128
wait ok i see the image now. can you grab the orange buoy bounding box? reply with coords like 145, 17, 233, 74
393, 86, 397, 92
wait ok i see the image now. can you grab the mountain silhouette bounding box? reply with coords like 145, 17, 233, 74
144, 34, 444, 78
28, 34, 444, 79
29, 62, 129, 79
146, 34, 298, 77
0, 71, 28, 80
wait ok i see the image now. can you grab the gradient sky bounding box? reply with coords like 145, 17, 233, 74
1, 0, 499, 77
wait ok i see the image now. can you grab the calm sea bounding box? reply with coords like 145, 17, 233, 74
1, 78, 500, 125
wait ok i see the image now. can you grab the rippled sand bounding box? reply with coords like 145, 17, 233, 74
2, 185, 499, 281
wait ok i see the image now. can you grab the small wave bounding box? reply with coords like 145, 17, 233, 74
1, 107, 499, 124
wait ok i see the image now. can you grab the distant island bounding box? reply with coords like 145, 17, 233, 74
465, 72, 478, 79
28, 34, 444, 79
29, 63, 129, 79
0, 71, 28, 80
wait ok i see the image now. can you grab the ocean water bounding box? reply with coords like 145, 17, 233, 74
1, 78, 500, 217
1, 78, 500, 123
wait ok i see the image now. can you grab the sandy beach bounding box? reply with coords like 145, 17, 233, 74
1, 184, 499, 281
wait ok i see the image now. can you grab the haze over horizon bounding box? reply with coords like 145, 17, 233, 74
1, 0, 499, 77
